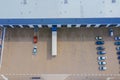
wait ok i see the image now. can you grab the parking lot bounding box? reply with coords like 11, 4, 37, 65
0, 74, 120, 80
0, 27, 120, 78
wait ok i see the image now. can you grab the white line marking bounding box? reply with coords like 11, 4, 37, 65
48, 24, 52, 28
0, 28, 6, 68
67, 24, 72, 28
1, 73, 120, 76
10, 25, 14, 28
19, 25, 24, 28
87, 24, 91, 28
1, 74, 8, 80
95, 24, 100, 28
76, 24, 80, 27
57, 24, 61, 28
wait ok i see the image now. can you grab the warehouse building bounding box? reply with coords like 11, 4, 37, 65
0, 0, 120, 80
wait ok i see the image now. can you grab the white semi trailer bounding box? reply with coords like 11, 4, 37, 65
52, 27, 57, 56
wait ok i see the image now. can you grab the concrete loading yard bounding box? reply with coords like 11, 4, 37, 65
0, 27, 120, 80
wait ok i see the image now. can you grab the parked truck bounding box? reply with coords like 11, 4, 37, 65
52, 27, 57, 56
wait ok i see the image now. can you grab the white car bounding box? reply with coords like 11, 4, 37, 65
32, 46, 37, 55
109, 29, 114, 37
98, 56, 106, 61
99, 66, 107, 71
97, 51, 106, 55
98, 61, 107, 65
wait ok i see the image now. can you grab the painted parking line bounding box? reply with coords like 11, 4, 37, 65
1, 73, 120, 76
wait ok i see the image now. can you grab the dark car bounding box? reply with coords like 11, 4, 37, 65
97, 51, 106, 55
96, 46, 105, 50
118, 56, 120, 60
114, 42, 120, 46
119, 61, 120, 64
32, 77, 41, 79
116, 46, 120, 51
96, 41, 104, 45
117, 52, 120, 55
95, 36, 103, 40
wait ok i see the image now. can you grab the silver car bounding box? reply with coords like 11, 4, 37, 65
32, 46, 37, 55
97, 51, 106, 55
98, 56, 106, 61
99, 66, 107, 71
98, 61, 107, 65
109, 29, 114, 37
116, 46, 120, 51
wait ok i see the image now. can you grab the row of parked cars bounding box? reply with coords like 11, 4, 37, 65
116, 47, 120, 62
114, 36, 120, 64
95, 36, 107, 71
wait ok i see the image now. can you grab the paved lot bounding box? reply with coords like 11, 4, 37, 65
0, 74, 120, 80
0, 27, 120, 79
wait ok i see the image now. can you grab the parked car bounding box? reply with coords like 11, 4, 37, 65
98, 61, 107, 65
119, 61, 120, 64
98, 56, 106, 61
95, 36, 102, 40
117, 51, 120, 55
99, 66, 107, 71
33, 36, 38, 43
32, 46, 37, 55
118, 56, 120, 60
115, 36, 120, 41
96, 46, 105, 50
96, 41, 104, 45
109, 29, 114, 37
116, 46, 120, 51
97, 51, 106, 55
114, 42, 120, 45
